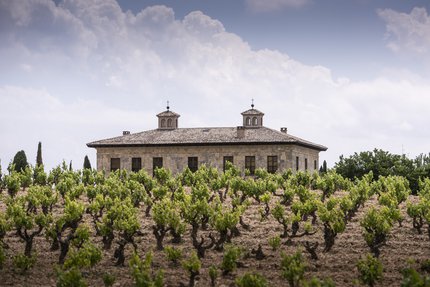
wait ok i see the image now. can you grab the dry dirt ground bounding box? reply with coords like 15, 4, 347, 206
0, 190, 429, 287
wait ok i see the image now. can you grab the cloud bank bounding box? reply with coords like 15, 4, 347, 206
0, 0, 429, 170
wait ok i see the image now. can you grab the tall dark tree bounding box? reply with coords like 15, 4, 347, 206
12, 150, 29, 172
36, 141, 43, 167
69, 160, 73, 171
319, 160, 327, 174
83, 155, 92, 170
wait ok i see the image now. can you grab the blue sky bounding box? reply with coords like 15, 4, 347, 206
1, 0, 430, 171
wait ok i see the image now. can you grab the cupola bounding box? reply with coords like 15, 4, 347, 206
241, 100, 264, 128
157, 102, 180, 130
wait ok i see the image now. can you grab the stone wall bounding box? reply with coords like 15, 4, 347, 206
95, 144, 321, 175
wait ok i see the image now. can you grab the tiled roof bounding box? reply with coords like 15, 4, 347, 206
156, 110, 180, 117
87, 126, 327, 151
241, 108, 264, 116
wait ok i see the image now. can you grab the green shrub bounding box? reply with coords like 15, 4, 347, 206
129, 252, 163, 287
268, 235, 281, 251
209, 265, 218, 287
13, 253, 36, 274
356, 254, 383, 287
56, 267, 87, 287
221, 245, 241, 275
164, 246, 183, 264
281, 250, 306, 287
102, 273, 116, 287
235, 272, 268, 287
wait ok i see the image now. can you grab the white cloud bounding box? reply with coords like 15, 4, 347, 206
0, 1, 429, 170
378, 7, 430, 54
245, 0, 310, 13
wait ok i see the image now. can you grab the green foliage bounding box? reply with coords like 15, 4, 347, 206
281, 250, 306, 287
335, 149, 430, 194
33, 164, 47, 186
129, 252, 164, 287
235, 272, 268, 287
36, 142, 43, 167
360, 207, 393, 257
0, 245, 6, 269
268, 235, 281, 251
401, 262, 430, 287
356, 254, 383, 287
102, 273, 116, 287
83, 155, 91, 170
63, 241, 102, 269
12, 150, 28, 172
56, 267, 87, 287
13, 253, 36, 274
164, 246, 183, 264
5, 170, 21, 197
221, 245, 241, 275
209, 265, 218, 287
303, 277, 335, 287
20, 166, 32, 189
182, 251, 201, 286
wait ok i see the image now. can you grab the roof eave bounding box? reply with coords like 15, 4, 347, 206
87, 141, 327, 151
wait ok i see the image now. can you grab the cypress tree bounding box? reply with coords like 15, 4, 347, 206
69, 160, 73, 171
36, 141, 43, 167
12, 150, 29, 172
83, 155, 91, 170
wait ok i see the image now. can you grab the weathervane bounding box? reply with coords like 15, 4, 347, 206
167, 100, 170, 111
251, 98, 254, 109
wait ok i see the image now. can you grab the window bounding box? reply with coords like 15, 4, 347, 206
252, 117, 258, 126
296, 156, 299, 171
111, 158, 120, 172
245, 156, 256, 175
132, 157, 142, 172
305, 158, 308, 171
188, 157, 198, 172
167, 118, 172, 127
223, 156, 234, 172
246, 117, 251, 126
314, 160, 317, 170
161, 119, 166, 127
267, 156, 278, 173
153, 157, 163, 176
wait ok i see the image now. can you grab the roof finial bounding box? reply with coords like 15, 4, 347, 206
167, 100, 170, 111
251, 98, 254, 109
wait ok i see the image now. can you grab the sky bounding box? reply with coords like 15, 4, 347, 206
1, 0, 430, 171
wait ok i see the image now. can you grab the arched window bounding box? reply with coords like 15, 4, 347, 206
246, 117, 251, 126
252, 117, 258, 126
167, 118, 172, 127
161, 119, 166, 128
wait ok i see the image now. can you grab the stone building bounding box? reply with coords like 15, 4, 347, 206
87, 104, 327, 175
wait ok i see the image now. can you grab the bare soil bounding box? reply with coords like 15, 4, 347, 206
0, 190, 429, 287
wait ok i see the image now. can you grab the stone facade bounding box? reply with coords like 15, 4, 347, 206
88, 105, 327, 175
95, 144, 320, 175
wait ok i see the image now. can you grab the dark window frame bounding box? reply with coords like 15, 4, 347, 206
153, 157, 163, 176
188, 157, 198, 172
111, 158, 120, 172
305, 158, 308, 171
267, 155, 278, 173
131, 157, 142, 172
245, 156, 256, 175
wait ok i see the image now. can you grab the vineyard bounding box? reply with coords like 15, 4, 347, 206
0, 162, 430, 286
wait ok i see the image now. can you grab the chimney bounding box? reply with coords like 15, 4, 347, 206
237, 126, 245, 138
123, 131, 130, 135
280, 127, 287, 133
